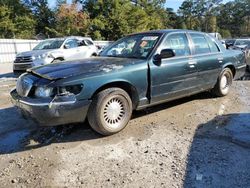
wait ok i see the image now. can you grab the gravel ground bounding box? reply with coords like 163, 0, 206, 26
0, 66, 250, 187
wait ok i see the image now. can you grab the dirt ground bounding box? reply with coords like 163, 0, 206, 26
0, 64, 250, 187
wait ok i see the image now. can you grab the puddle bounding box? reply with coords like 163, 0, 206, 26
0, 129, 30, 153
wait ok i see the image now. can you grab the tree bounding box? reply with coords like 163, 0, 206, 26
31, 0, 55, 37
0, 6, 15, 38
217, 0, 250, 37
207, 16, 217, 32
81, 0, 168, 40
54, 3, 90, 36
15, 16, 36, 38
178, 0, 222, 31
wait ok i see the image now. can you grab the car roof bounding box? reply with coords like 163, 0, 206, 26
44, 36, 93, 41
129, 29, 205, 36
235, 38, 250, 41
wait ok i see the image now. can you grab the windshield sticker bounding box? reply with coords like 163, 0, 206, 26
142, 36, 158, 41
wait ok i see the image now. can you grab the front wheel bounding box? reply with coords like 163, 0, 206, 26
211, 68, 233, 97
87, 88, 132, 135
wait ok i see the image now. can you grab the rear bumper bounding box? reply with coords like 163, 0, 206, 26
10, 89, 91, 126
235, 64, 247, 79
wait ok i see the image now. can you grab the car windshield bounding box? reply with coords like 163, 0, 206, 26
33, 39, 65, 50
234, 40, 250, 46
100, 34, 162, 59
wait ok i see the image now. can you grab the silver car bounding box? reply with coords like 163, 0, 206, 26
232, 39, 250, 70
13, 36, 99, 72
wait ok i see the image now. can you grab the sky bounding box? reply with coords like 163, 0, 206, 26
48, 0, 232, 12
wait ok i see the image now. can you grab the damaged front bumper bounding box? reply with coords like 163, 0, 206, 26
10, 89, 91, 126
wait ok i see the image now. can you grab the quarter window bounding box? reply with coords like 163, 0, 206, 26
85, 39, 94, 45
190, 33, 210, 55
206, 35, 220, 53
162, 33, 191, 57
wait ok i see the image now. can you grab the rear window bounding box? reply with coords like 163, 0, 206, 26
190, 33, 210, 55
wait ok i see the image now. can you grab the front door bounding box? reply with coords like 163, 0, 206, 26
150, 32, 199, 104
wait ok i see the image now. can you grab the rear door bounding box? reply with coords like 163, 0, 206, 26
188, 33, 222, 90
150, 32, 199, 104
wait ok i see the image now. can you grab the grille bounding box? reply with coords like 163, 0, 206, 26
14, 56, 33, 63
16, 76, 33, 97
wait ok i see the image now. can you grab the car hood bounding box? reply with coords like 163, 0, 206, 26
233, 45, 248, 50
28, 57, 144, 80
17, 49, 58, 57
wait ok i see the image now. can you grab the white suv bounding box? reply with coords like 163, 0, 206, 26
13, 36, 99, 72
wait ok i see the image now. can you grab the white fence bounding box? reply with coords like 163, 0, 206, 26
0, 39, 112, 64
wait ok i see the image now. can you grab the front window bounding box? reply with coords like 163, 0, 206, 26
161, 33, 191, 57
33, 39, 65, 50
100, 34, 162, 59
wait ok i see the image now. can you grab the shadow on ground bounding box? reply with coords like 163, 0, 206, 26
0, 91, 215, 155
183, 113, 250, 187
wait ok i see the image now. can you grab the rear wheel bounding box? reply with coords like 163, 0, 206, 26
212, 68, 233, 97
87, 88, 132, 135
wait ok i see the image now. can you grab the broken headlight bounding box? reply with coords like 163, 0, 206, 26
35, 86, 54, 98
58, 84, 83, 95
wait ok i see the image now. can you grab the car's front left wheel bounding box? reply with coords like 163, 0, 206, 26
87, 88, 132, 135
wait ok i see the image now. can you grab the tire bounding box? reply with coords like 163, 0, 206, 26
87, 88, 133, 135
211, 68, 233, 97
247, 65, 250, 72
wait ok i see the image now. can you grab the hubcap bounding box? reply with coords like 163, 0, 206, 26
103, 97, 125, 127
221, 75, 228, 89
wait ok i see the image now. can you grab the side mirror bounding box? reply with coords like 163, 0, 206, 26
160, 49, 175, 59
153, 49, 175, 65
64, 44, 70, 49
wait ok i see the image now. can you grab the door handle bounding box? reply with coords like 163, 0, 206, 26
218, 57, 223, 63
189, 65, 195, 68
188, 60, 197, 65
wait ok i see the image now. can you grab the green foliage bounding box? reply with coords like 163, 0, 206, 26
0, 0, 249, 39
0, 5, 36, 38
54, 4, 90, 37
219, 29, 231, 38
0, 6, 15, 38
82, 0, 167, 40
31, 0, 55, 38
14, 16, 36, 38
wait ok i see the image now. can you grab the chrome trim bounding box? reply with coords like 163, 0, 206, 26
236, 64, 247, 69
13, 62, 32, 65
17, 99, 76, 107
19, 99, 49, 107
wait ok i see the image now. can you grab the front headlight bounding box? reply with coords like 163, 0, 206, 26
35, 86, 53, 98
58, 85, 83, 95
32, 53, 50, 60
